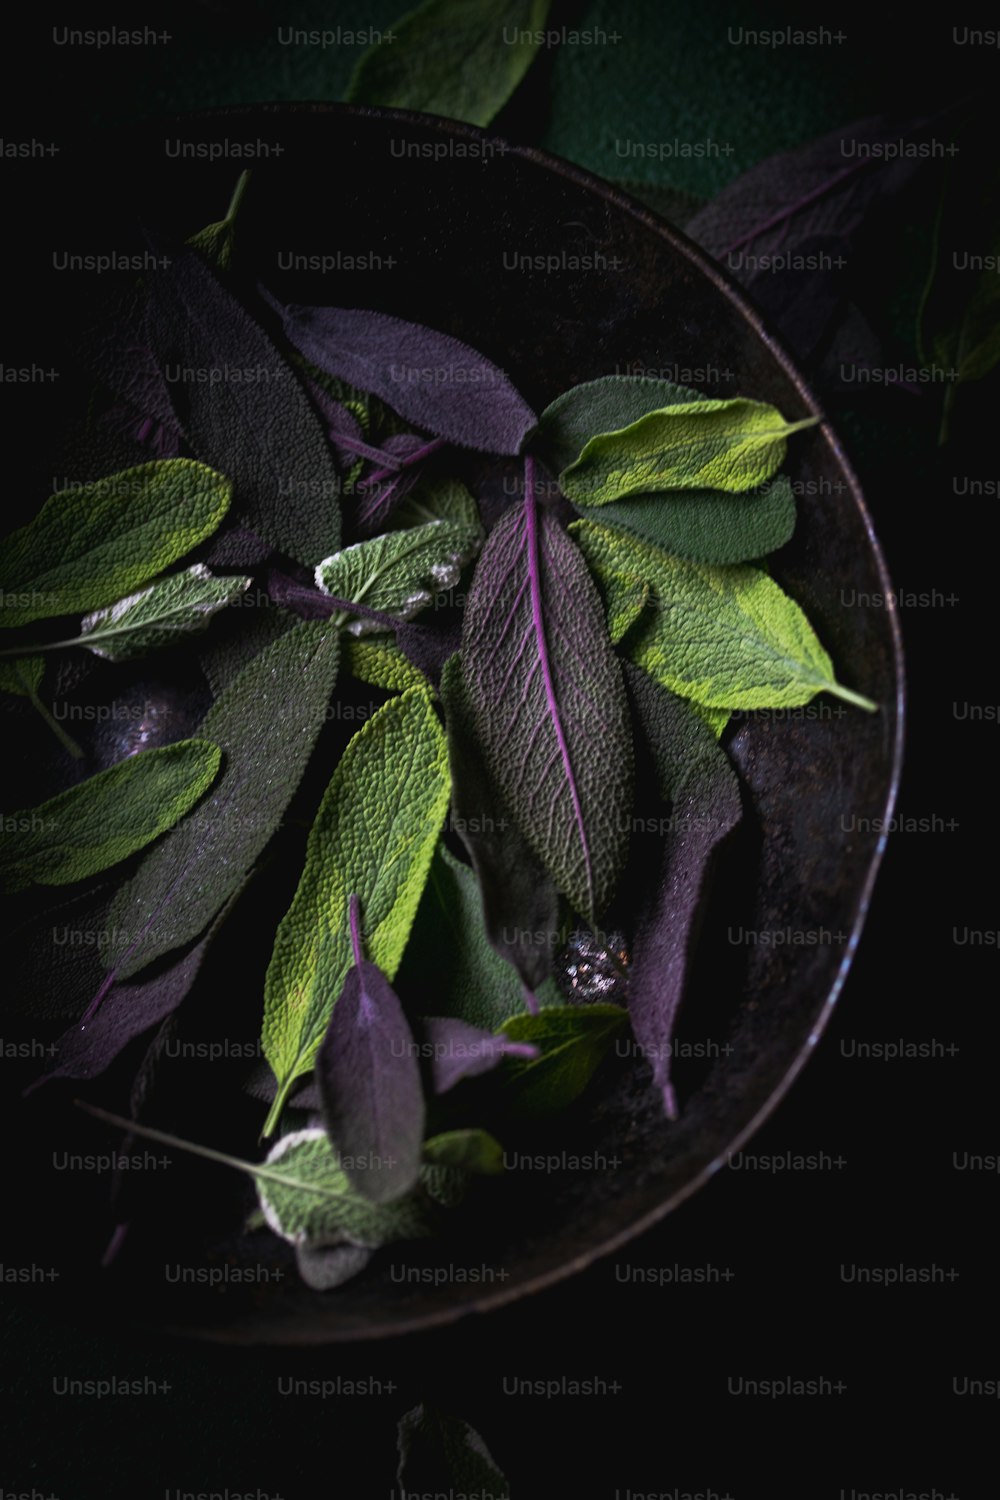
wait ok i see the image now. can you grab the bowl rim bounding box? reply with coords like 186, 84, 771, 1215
115, 99, 906, 1341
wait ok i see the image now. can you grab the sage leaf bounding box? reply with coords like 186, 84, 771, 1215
317, 896, 426, 1204
397, 1404, 510, 1500
347, 0, 551, 129
0, 740, 220, 894
561, 399, 819, 503
497, 1003, 628, 1116
625, 664, 743, 1117
571, 520, 877, 712
422, 1129, 505, 1174
438, 653, 559, 992
260, 291, 537, 456
538, 375, 703, 475
575, 475, 796, 566
261, 687, 451, 1133
396, 843, 533, 1032
462, 460, 633, 921
315, 520, 481, 636
392, 474, 483, 534
345, 637, 431, 695
109, 623, 341, 977
186, 170, 250, 273
147, 252, 341, 565
75, 566, 251, 661
423, 1016, 538, 1093
0, 460, 231, 629
76, 1107, 435, 1251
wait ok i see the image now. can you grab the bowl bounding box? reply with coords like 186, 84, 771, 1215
9, 103, 903, 1342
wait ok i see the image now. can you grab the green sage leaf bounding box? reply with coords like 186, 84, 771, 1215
571, 520, 876, 713
109, 623, 341, 977
0, 656, 44, 697
575, 475, 796, 566
346, 0, 552, 128
497, 1003, 628, 1116
345, 637, 432, 695
423, 1128, 504, 1175
0, 460, 231, 629
538, 375, 704, 475
77, 565, 251, 662
0, 740, 221, 893
261, 687, 451, 1130
315, 519, 480, 636
561, 399, 819, 503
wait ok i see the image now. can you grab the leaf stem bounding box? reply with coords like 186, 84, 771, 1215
20, 667, 84, 758
224, 169, 251, 225
826, 681, 879, 713
261, 1074, 299, 1141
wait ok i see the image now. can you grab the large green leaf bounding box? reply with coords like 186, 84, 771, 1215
0, 740, 220, 893
76, 566, 251, 661
497, 1003, 627, 1115
571, 520, 876, 712
261, 688, 451, 1131
0, 460, 231, 628
315, 520, 480, 635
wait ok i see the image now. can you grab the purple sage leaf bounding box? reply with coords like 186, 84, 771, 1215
462, 458, 633, 921
624, 665, 742, 1119
423, 1016, 538, 1093
147, 252, 341, 565
260, 290, 536, 455
316, 895, 426, 1204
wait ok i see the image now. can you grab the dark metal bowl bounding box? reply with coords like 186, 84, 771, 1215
16, 104, 904, 1342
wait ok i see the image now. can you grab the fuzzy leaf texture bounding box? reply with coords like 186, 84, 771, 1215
315, 520, 480, 636
77, 566, 251, 661
345, 638, 431, 695
624, 664, 743, 1117
147, 252, 341, 565
317, 905, 426, 1204
0, 460, 230, 628
422, 1016, 538, 1093
422, 1129, 505, 1173
0, 656, 44, 697
461, 465, 633, 920
396, 842, 534, 1032
397, 1405, 510, 1500
571, 520, 876, 712
438, 653, 559, 991
538, 375, 704, 474
262, 688, 451, 1131
560, 399, 819, 503
347, 0, 551, 128
260, 290, 537, 456
496, 1004, 627, 1115
109, 623, 341, 977
0, 741, 220, 893
575, 476, 796, 567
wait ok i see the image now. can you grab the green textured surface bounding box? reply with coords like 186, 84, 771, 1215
110, 622, 341, 975
0, 740, 220, 893
498, 1002, 628, 1116
571, 518, 869, 711
575, 474, 796, 566
77, 566, 251, 661
316, 520, 481, 634
261, 687, 451, 1112
346, 635, 432, 693
561, 400, 817, 502
0, 460, 231, 629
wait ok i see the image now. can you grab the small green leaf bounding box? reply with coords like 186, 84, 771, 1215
345, 637, 431, 695
186, 170, 250, 273
0, 740, 221, 893
75, 566, 251, 662
262, 688, 451, 1130
315, 520, 481, 636
257, 1129, 435, 1248
561, 399, 819, 503
75, 1104, 434, 1253
497, 1003, 628, 1116
346, 0, 552, 128
572, 520, 876, 713
392, 474, 483, 534
397, 1405, 510, 1500
423, 1128, 505, 1175
0, 460, 231, 628
396, 842, 526, 1032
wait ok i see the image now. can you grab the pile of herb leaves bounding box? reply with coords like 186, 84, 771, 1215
2, 174, 875, 1291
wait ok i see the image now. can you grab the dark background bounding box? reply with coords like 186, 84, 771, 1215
1, 5, 995, 1496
